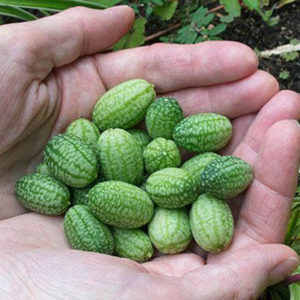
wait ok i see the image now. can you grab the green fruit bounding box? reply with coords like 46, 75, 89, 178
88, 181, 154, 228
93, 79, 155, 131
97, 129, 144, 185
36, 162, 52, 176
145, 97, 183, 139
190, 194, 234, 253
173, 113, 232, 153
181, 152, 219, 192
148, 207, 192, 254
143, 138, 181, 174
66, 118, 100, 151
15, 173, 70, 215
44, 134, 98, 188
112, 228, 153, 262
64, 205, 114, 254
128, 129, 151, 151
139, 175, 149, 191
201, 155, 253, 199
71, 186, 90, 206
146, 168, 199, 208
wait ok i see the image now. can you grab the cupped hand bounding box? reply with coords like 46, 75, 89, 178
0, 6, 300, 299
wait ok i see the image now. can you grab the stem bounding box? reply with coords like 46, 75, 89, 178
259, 43, 300, 58
284, 274, 300, 285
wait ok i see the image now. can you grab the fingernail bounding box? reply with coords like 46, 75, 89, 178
269, 257, 299, 284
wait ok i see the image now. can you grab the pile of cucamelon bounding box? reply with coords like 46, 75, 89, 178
15, 79, 254, 262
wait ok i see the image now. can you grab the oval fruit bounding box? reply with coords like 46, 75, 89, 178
128, 129, 151, 151
36, 162, 52, 176
173, 113, 232, 153
88, 181, 154, 228
146, 168, 199, 208
190, 194, 234, 253
93, 79, 155, 131
145, 97, 183, 139
112, 228, 153, 262
44, 134, 98, 188
97, 129, 144, 185
15, 173, 70, 215
201, 155, 253, 199
148, 207, 192, 254
64, 205, 114, 254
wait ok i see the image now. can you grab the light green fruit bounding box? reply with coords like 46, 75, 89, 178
173, 113, 232, 153
148, 207, 192, 254
145, 97, 183, 139
128, 129, 151, 151
143, 138, 181, 174
88, 181, 154, 228
112, 228, 153, 262
201, 155, 253, 199
15, 173, 70, 215
44, 134, 98, 188
181, 152, 219, 192
93, 79, 156, 131
64, 205, 114, 254
146, 168, 199, 208
190, 194, 234, 253
36, 162, 52, 176
66, 118, 100, 151
97, 129, 144, 185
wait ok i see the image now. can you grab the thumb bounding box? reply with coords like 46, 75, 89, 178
183, 244, 299, 299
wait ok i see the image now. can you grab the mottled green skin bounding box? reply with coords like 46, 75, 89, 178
112, 228, 153, 262
173, 113, 232, 153
181, 152, 219, 193
64, 205, 114, 254
36, 162, 52, 176
15, 173, 70, 215
44, 134, 98, 188
146, 168, 199, 208
71, 186, 90, 206
148, 207, 192, 254
66, 118, 100, 151
97, 129, 144, 185
145, 97, 183, 139
128, 129, 151, 151
93, 79, 156, 131
143, 138, 181, 174
88, 181, 154, 228
190, 194, 234, 253
201, 155, 253, 199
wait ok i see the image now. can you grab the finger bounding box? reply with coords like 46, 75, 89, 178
184, 244, 298, 299
234, 90, 300, 165
97, 41, 258, 93
236, 120, 300, 245
1, 6, 134, 71
161, 70, 278, 118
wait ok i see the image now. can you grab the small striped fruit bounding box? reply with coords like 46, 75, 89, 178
148, 207, 192, 254
66, 118, 100, 151
181, 152, 219, 192
145, 97, 183, 139
143, 138, 181, 174
112, 228, 153, 262
146, 168, 199, 208
201, 155, 253, 199
97, 129, 144, 185
44, 134, 98, 188
15, 173, 70, 215
173, 113, 232, 153
190, 193, 234, 253
93, 79, 155, 131
36, 162, 52, 176
88, 181, 154, 228
128, 129, 151, 151
64, 205, 114, 254
71, 186, 90, 206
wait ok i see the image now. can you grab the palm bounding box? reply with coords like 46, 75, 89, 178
0, 6, 300, 299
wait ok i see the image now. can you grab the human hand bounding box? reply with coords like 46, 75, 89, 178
0, 5, 300, 299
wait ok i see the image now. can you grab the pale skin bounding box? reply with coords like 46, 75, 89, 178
0, 5, 300, 299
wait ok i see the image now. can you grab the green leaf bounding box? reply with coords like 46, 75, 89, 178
152, 0, 164, 6
208, 36, 223, 41
113, 17, 147, 51
192, 6, 208, 25
207, 23, 227, 35
279, 70, 290, 80
220, 0, 241, 17
242, 0, 260, 10
153, 1, 178, 21
220, 14, 235, 23
281, 51, 299, 62
175, 25, 198, 44
290, 39, 300, 46
0, 5, 37, 20
202, 13, 215, 26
